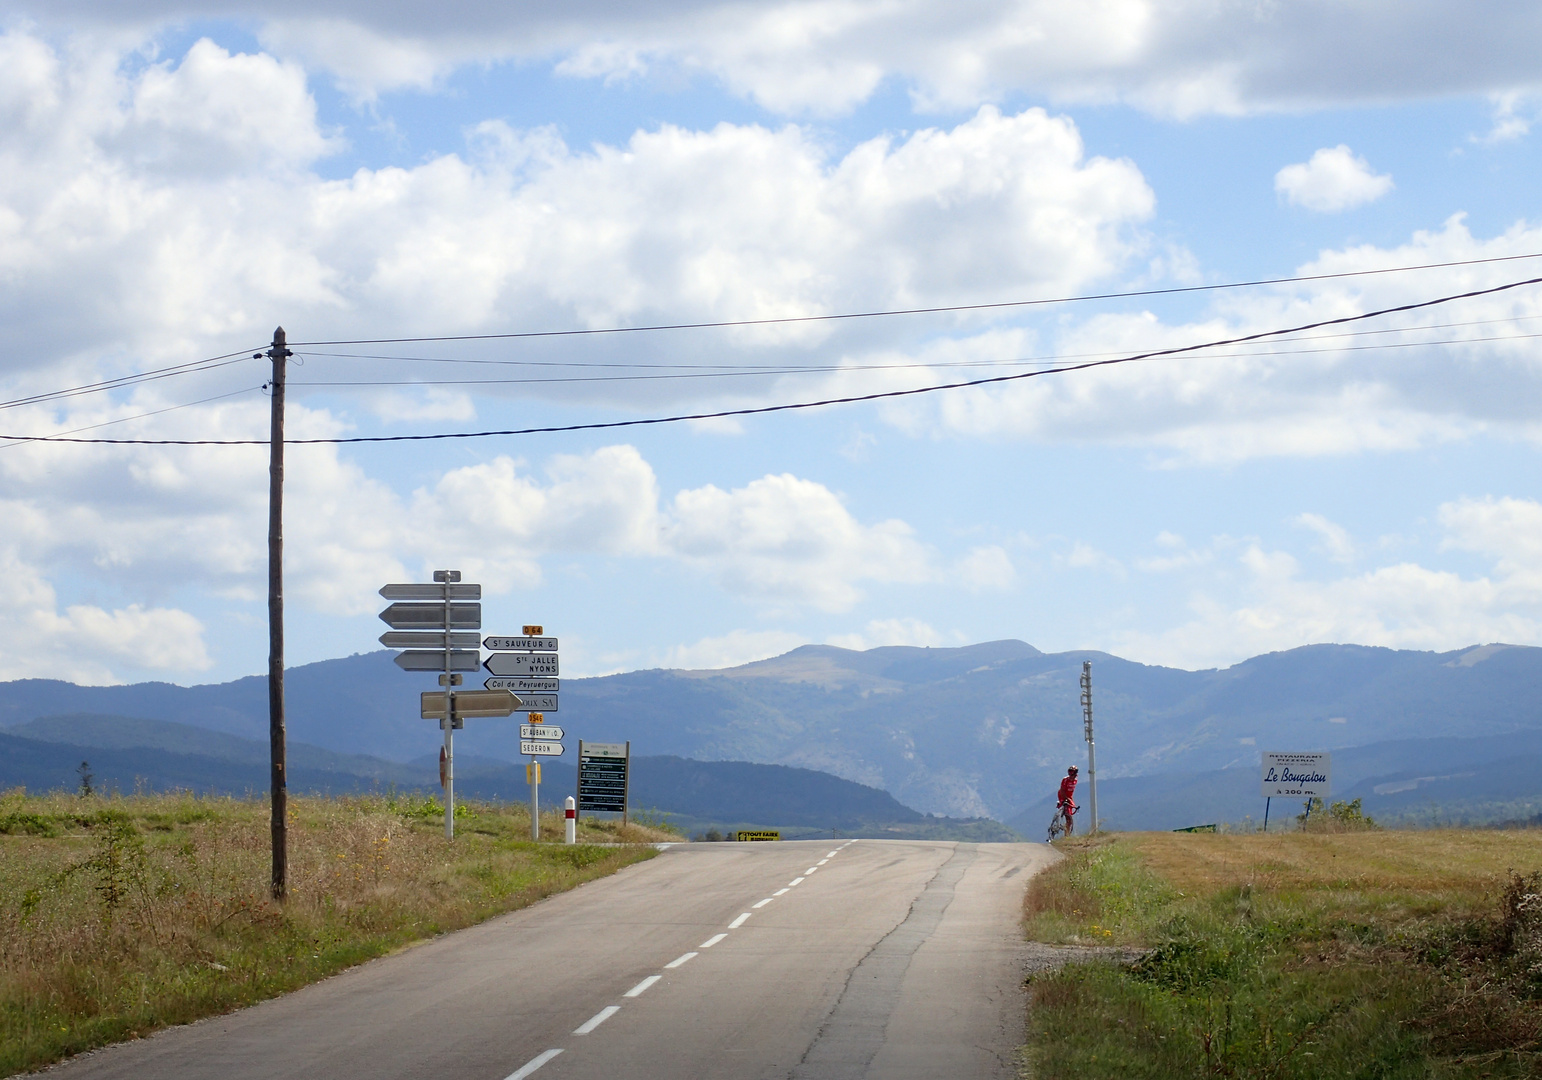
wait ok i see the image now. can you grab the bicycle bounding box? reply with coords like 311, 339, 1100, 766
1046, 803, 1073, 842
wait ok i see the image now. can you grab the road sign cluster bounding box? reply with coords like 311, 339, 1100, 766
380, 574, 601, 839
379, 590, 563, 748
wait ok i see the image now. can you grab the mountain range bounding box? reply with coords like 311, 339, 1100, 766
0, 714, 1015, 840
2, 639, 1540, 829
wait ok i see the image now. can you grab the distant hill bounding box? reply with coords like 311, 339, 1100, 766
2, 639, 1541, 824
0, 715, 1006, 839
1007, 727, 1542, 833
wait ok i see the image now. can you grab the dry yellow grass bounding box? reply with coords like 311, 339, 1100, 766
1126, 829, 1542, 902
0, 789, 672, 1075
1023, 829, 1542, 1079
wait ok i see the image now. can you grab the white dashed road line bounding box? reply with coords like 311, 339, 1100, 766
574, 1006, 620, 1035
535, 844, 852, 1074
504, 1049, 564, 1080
624, 976, 661, 998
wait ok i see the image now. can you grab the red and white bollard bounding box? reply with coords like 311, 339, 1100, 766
564, 796, 577, 845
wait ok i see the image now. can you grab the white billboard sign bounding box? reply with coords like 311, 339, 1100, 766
1261, 752, 1331, 798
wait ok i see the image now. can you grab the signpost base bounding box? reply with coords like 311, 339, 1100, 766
530, 758, 540, 841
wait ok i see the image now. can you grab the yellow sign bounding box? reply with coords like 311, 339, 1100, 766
735, 830, 780, 842
526, 763, 542, 784
523, 624, 544, 635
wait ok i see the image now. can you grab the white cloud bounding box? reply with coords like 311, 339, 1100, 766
1475, 91, 1535, 144
664, 628, 806, 669
1064, 541, 1124, 576
1115, 496, 1542, 669
827, 617, 945, 651
1274, 145, 1393, 212
0, 32, 1153, 397
898, 214, 1542, 463
955, 545, 1016, 592
1439, 495, 1542, 600
364, 388, 476, 424
1294, 512, 1356, 563
665, 473, 933, 611
24, 1, 1538, 118
0, 548, 209, 683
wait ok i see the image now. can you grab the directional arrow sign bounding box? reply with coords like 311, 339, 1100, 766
521, 740, 564, 756
379, 631, 480, 649
510, 694, 558, 713
521, 724, 564, 739
484, 653, 559, 677
421, 689, 523, 719
396, 650, 480, 672
380, 583, 481, 600
380, 602, 481, 630
483, 636, 558, 652
484, 678, 559, 693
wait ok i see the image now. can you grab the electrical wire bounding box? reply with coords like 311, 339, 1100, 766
6, 272, 1537, 447
0, 386, 266, 449
285, 328, 1542, 391
285, 251, 1542, 348
12, 253, 1537, 412
290, 312, 1542, 378
0, 350, 261, 412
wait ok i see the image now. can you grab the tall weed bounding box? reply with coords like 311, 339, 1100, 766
0, 790, 667, 1074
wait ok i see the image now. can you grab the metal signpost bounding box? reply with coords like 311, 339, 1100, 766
578, 740, 630, 825
1080, 661, 1098, 834
383, 596, 562, 842
1261, 751, 1331, 830
379, 572, 506, 840
484, 627, 563, 840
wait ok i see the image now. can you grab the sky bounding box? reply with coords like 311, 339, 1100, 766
1, 1, 1542, 687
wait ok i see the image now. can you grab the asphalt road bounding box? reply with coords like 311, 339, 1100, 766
39, 839, 1057, 1080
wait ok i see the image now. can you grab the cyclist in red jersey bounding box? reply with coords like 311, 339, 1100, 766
1057, 765, 1079, 834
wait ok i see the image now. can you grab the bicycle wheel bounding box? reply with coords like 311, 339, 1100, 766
1046, 810, 1065, 842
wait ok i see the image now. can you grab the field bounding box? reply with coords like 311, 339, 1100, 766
0, 788, 671, 1076
1023, 827, 1542, 1078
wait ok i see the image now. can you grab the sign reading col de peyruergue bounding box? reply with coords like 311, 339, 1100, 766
1261, 752, 1331, 798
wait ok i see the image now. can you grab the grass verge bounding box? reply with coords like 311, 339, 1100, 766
1022, 830, 1542, 1078
0, 788, 673, 1076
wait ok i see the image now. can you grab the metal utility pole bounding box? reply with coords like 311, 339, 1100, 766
267, 327, 292, 900
1080, 660, 1098, 834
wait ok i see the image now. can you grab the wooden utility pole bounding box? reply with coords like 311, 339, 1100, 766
267, 327, 292, 899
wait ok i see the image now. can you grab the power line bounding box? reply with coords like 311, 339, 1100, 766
286, 251, 1542, 348
9, 273, 1538, 447
0, 386, 265, 450
286, 328, 1542, 391
13, 253, 1537, 413
292, 311, 1542, 374
0, 351, 259, 412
